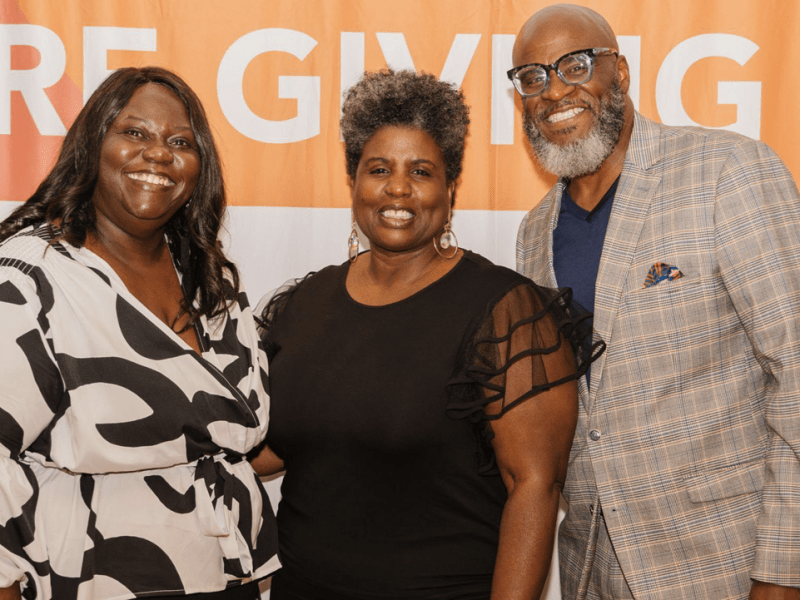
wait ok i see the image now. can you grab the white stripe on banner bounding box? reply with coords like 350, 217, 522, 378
220, 206, 527, 301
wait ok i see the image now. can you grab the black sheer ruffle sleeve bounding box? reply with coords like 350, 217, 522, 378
445, 281, 604, 475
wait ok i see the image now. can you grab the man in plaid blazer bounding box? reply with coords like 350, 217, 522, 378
512, 5, 800, 599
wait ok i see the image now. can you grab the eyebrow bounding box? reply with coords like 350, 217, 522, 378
117, 114, 193, 131
363, 157, 438, 167
410, 158, 436, 166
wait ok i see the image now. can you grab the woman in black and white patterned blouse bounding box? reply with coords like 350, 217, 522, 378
0, 67, 279, 600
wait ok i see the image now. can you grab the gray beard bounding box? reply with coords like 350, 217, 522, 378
523, 79, 626, 179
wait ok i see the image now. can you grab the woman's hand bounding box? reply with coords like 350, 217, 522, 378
0, 582, 21, 600
249, 444, 285, 477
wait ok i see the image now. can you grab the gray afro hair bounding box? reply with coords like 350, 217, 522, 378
340, 69, 470, 183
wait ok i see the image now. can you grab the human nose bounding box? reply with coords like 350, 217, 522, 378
142, 138, 174, 163
540, 68, 574, 102
385, 172, 411, 196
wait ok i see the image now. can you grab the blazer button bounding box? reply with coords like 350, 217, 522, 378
589, 429, 601, 441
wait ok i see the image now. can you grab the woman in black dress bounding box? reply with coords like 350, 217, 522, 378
251, 69, 601, 600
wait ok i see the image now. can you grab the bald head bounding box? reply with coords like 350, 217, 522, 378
513, 4, 618, 67
510, 4, 634, 182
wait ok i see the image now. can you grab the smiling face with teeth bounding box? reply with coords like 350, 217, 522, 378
350, 125, 455, 257
91, 83, 200, 241
512, 5, 633, 165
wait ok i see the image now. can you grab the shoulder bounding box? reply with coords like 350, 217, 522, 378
256, 261, 347, 341
263, 262, 345, 304
1, 225, 58, 263
631, 111, 781, 172
517, 182, 562, 270
0, 225, 77, 290
288, 262, 346, 300
520, 181, 561, 226
665, 125, 768, 159
462, 250, 528, 288
0, 229, 61, 318
460, 250, 558, 315
516, 184, 561, 280
460, 253, 584, 324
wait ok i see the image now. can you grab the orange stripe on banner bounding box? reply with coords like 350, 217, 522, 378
1, 0, 82, 202
2, 0, 799, 211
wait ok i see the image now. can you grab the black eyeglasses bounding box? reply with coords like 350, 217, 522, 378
507, 47, 618, 98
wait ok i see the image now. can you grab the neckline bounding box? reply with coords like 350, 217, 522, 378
74, 242, 207, 357
340, 250, 471, 309
69, 241, 255, 410
561, 176, 619, 222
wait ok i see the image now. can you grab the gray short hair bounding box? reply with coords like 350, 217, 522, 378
340, 69, 470, 183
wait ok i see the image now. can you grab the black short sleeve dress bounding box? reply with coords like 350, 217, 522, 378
260, 250, 600, 600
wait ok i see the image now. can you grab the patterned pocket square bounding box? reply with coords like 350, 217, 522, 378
642, 262, 683, 288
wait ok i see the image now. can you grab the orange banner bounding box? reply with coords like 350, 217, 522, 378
2, 0, 798, 211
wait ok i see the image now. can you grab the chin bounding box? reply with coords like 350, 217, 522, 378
129, 200, 184, 220
554, 123, 585, 138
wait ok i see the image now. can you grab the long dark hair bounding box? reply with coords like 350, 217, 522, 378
0, 66, 239, 323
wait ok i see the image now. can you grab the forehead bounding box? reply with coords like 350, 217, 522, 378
513, 13, 614, 67
363, 126, 443, 160
114, 83, 191, 125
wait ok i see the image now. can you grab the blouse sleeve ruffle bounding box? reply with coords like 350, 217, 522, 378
445, 281, 605, 475
0, 457, 39, 590
0, 269, 59, 590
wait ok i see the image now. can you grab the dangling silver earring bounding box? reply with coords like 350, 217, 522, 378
433, 211, 458, 259
348, 216, 360, 263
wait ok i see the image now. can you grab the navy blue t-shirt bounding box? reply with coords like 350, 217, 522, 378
552, 179, 618, 385
552, 178, 619, 315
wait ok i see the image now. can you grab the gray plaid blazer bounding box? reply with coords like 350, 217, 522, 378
517, 112, 800, 599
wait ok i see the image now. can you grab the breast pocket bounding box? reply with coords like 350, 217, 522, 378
606, 273, 735, 405
616, 274, 714, 353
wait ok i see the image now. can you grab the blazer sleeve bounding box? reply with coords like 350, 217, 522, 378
0, 264, 62, 588
713, 139, 800, 586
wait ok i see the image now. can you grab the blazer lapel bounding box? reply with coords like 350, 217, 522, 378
523, 182, 563, 288
588, 114, 663, 408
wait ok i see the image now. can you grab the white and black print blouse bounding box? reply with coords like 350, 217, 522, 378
0, 225, 279, 599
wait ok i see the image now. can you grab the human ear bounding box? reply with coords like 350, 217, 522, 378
348, 177, 357, 201
616, 55, 631, 94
